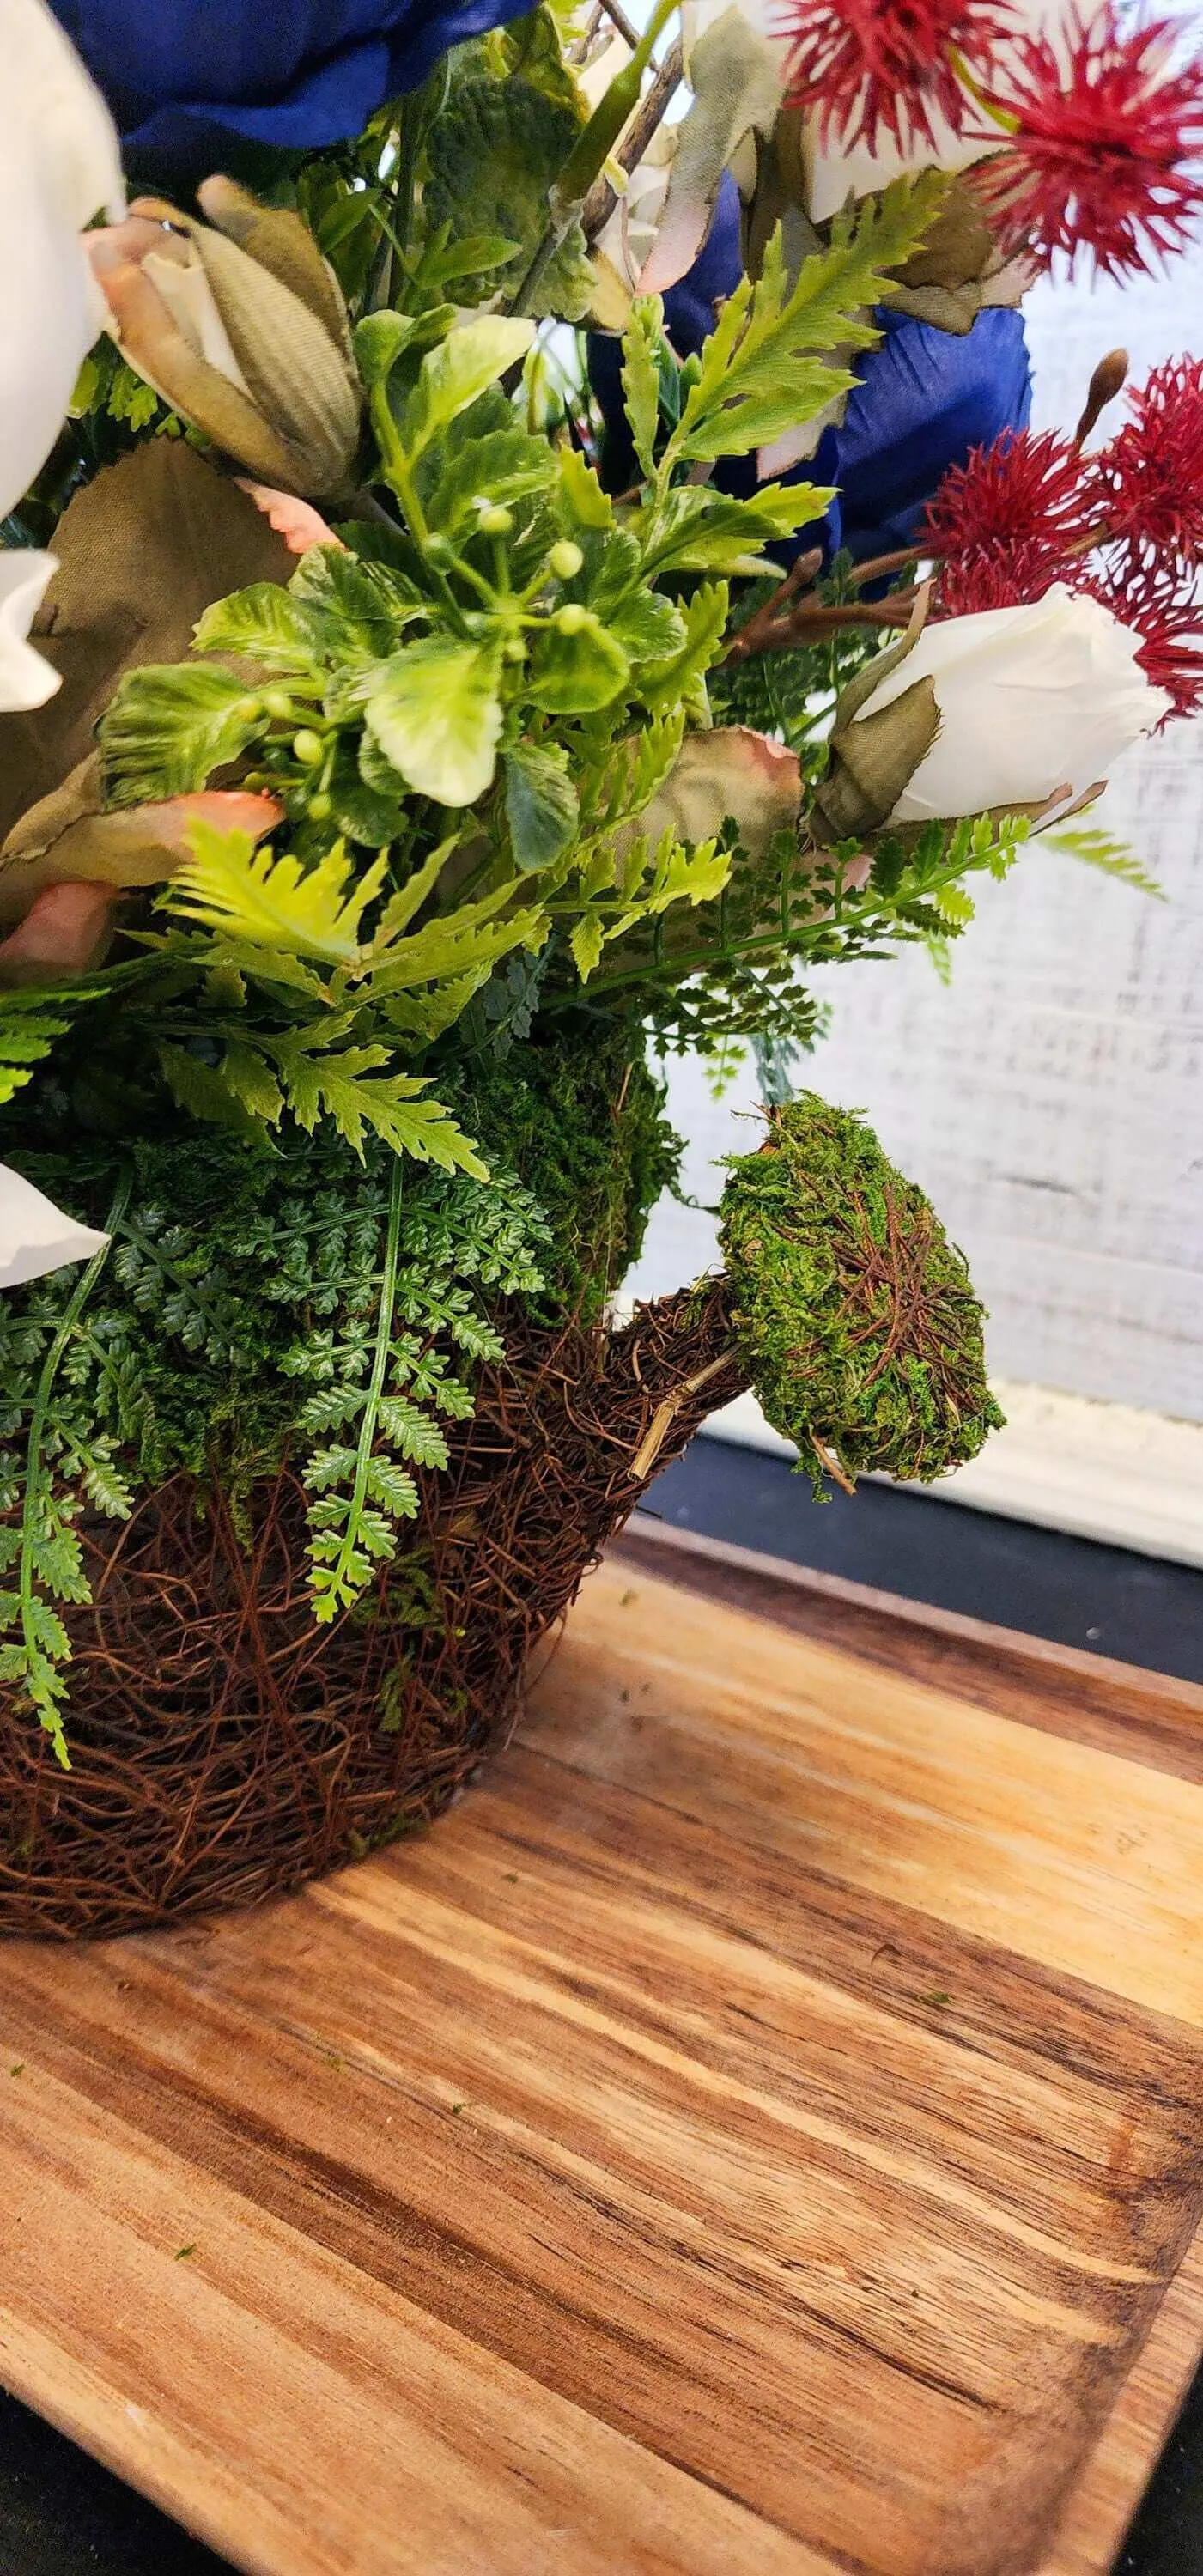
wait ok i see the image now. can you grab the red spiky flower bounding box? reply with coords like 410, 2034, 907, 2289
976, 5, 1203, 279
1089, 562, 1203, 718
921, 428, 1093, 614
780, 0, 1012, 153
1087, 357, 1203, 574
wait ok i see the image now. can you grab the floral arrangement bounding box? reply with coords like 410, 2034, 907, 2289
0, 0, 1199, 1929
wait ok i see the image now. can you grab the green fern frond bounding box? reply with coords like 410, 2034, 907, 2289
166, 823, 389, 964
1042, 823, 1165, 899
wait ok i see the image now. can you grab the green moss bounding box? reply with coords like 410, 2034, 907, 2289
454, 1025, 682, 1325
719, 1094, 1004, 1494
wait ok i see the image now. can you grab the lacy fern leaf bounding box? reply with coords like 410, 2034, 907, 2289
167, 823, 388, 964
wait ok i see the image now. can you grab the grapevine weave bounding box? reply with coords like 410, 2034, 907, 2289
0, 1285, 744, 1938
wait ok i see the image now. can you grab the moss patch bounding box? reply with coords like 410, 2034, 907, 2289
457, 1025, 682, 1325
719, 1093, 1004, 1492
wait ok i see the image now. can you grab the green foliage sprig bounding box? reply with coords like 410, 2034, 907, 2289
0, 1128, 552, 1751
82, 185, 952, 1163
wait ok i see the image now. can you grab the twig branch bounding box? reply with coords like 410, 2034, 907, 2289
723, 586, 924, 664
582, 38, 684, 244
720, 548, 823, 665
594, 0, 641, 49
844, 544, 924, 590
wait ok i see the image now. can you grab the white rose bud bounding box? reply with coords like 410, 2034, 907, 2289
853, 585, 1172, 825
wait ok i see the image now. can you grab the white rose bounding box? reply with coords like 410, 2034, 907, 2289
0, 2, 123, 713
854, 586, 1172, 823
0, 1164, 107, 1292
1, 0, 123, 523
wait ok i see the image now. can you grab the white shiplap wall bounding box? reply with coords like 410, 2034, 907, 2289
625, 235, 1203, 1505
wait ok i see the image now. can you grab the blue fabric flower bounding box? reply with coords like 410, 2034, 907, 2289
51, 0, 530, 165
589, 173, 1034, 568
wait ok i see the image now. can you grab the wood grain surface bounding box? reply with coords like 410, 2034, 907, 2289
2, 1523, 1203, 2576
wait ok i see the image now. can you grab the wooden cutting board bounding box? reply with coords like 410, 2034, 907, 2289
2, 1519, 1203, 2576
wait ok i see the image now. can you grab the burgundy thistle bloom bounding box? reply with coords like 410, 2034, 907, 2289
780, 0, 1012, 152
922, 428, 1093, 614
976, 5, 1203, 278
1088, 358, 1203, 574
1091, 567, 1203, 718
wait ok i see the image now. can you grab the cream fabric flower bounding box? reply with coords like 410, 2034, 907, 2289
1, 0, 123, 523
0, 1164, 107, 1291
0, 555, 62, 713
854, 585, 1172, 823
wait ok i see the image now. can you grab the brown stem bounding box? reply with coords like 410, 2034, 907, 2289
611, 1280, 749, 1490
844, 544, 925, 589
592, 0, 641, 47
582, 38, 685, 245
720, 547, 823, 666
724, 591, 925, 662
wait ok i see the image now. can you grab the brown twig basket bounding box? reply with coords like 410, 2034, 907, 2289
0, 1286, 743, 1938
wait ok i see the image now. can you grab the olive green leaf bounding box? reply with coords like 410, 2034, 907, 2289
504, 742, 580, 870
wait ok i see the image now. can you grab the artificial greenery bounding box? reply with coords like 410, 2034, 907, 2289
719, 1095, 1006, 1493
68, 175, 1078, 1163
0, 71, 1044, 1762
0, 1027, 677, 1757
457, 1023, 681, 1321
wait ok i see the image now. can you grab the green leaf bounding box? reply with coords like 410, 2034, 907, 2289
157, 1042, 276, 1145
100, 664, 268, 807
621, 296, 664, 482
377, 1394, 451, 1465
504, 741, 580, 871
422, 77, 594, 321
570, 914, 605, 981
367, 838, 461, 956
934, 883, 975, 927
641, 483, 833, 580
395, 319, 537, 465
640, 580, 728, 719
668, 179, 949, 467
0, 991, 82, 1104
354, 310, 421, 389
412, 230, 521, 289
290, 546, 425, 665
191, 585, 322, 673
582, 710, 685, 838
607, 589, 686, 663
163, 821, 387, 963
425, 429, 558, 538
526, 613, 629, 714
556, 445, 613, 532
328, 738, 409, 847
364, 1455, 422, 1513
365, 636, 504, 806
367, 890, 548, 999
745, 482, 838, 538
221, 1039, 286, 1123
272, 1046, 489, 1175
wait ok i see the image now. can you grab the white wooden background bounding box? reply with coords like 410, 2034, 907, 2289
627, 240, 1203, 1457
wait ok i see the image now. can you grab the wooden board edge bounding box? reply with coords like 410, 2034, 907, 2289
1033, 2224, 1203, 2576
606, 1519, 1203, 1787
0, 2332, 270, 2576
612, 1518, 1203, 1710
